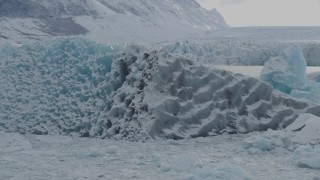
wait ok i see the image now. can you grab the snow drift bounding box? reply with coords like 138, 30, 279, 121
1, 39, 320, 141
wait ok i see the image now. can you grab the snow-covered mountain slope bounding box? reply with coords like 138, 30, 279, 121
0, 0, 228, 45
1, 38, 320, 141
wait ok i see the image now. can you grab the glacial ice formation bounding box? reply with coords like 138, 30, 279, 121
260, 45, 320, 104
308, 72, 320, 82
1, 39, 320, 140
260, 45, 307, 94
0, 38, 121, 136
163, 40, 320, 66
291, 82, 320, 104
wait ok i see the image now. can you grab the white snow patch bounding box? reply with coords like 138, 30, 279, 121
286, 113, 320, 144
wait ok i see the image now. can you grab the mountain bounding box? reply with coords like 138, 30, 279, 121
0, 0, 228, 45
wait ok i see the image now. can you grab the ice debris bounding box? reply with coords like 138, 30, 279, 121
294, 145, 320, 169
106, 145, 119, 155
242, 129, 294, 152
298, 158, 320, 169
153, 154, 252, 180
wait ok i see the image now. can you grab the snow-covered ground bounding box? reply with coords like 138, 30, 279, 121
1, 128, 320, 180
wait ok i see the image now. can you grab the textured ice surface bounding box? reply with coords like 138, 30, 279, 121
294, 145, 320, 170
260, 45, 320, 104
298, 158, 320, 169
1, 131, 319, 180
163, 40, 320, 66
0, 38, 121, 135
106, 145, 119, 155
1, 40, 320, 140
291, 81, 320, 104
260, 45, 307, 94
286, 113, 320, 144
97, 45, 320, 140
242, 129, 294, 152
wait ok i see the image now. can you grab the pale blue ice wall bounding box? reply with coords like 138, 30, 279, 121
260, 45, 307, 94
260, 45, 320, 104
0, 38, 121, 135
163, 40, 320, 66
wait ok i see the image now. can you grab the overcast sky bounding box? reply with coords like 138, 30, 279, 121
196, 0, 320, 27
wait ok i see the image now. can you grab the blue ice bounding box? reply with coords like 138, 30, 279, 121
260, 45, 320, 104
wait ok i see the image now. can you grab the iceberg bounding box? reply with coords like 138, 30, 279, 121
260, 45, 307, 94
1, 40, 320, 140
260, 45, 320, 104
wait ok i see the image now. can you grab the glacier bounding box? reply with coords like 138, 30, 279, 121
0, 38, 122, 136
162, 40, 320, 66
1, 38, 320, 141
260, 45, 320, 104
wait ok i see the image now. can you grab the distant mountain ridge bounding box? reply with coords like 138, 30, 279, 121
0, 0, 228, 45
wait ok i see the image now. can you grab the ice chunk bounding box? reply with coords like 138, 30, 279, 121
0, 38, 122, 136
216, 164, 253, 180
260, 45, 320, 104
291, 81, 320, 104
294, 145, 320, 169
242, 130, 294, 152
106, 145, 119, 155
169, 154, 202, 172
76, 148, 104, 159
297, 158, 320, 169
153, 154, 252, 179
242, 136, 274, 152
151, 154, 170, 172
286, 113, 320, 144
260, 45, 307, 94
